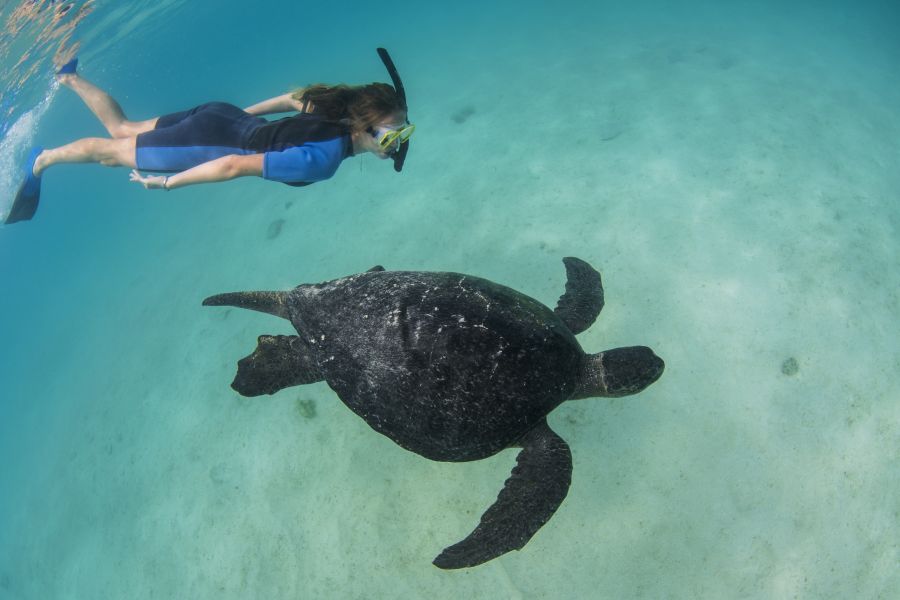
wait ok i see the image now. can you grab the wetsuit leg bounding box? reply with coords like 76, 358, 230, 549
135, 102, 263, 172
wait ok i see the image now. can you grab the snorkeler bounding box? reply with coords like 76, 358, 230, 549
4, 48, 414, 224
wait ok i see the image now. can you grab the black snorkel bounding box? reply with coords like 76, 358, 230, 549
377, 47, 409, 173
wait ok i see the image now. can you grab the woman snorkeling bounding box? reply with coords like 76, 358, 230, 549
4, 48, 414, 225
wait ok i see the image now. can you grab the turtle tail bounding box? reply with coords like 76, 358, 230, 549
202, 290, 291, 320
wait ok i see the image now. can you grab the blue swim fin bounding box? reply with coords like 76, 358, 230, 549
4, 147, 43, 225
57, 57, 78, 75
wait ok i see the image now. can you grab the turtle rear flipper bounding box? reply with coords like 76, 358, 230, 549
232, 335, 322, 396
433, 419, 572, 569
554, 257, 604, 335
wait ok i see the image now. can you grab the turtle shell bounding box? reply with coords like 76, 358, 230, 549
286, 270, 584, 461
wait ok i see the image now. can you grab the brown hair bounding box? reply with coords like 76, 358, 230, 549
293, 83, 404, 132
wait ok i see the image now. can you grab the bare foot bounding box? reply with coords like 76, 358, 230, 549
32, 150, 48, 176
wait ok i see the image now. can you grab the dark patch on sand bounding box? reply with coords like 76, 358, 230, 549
267, 218, 286, 240
212, 308, 232, 322
666, 48, 686, 64
781, 357, 799, 376
452, 106, 476, 124
296, 397, 317, 419
717, 56, 737, 70
209, 463, 228, 485
599, 128, 625, 142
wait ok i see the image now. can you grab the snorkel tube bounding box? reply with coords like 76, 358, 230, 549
377, 47, 409, 173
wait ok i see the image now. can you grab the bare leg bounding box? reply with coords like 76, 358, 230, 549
58, 73, 158, 138
33, 137, 137, 176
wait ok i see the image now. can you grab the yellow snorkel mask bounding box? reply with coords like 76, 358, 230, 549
370, 123, 416, 154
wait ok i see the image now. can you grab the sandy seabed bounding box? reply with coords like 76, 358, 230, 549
1, 2, 898, 598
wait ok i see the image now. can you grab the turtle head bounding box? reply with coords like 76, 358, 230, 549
571, 346, 664, 399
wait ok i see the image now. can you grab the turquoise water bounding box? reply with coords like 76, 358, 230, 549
1, 0, 898, 597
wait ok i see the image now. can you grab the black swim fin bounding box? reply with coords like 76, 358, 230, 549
4, 147, 43, 225
57, 57, 78, 75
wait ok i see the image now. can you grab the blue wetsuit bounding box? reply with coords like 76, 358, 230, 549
135, 102, 353, 186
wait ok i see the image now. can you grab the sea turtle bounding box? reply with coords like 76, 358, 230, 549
203, 257, 664, 569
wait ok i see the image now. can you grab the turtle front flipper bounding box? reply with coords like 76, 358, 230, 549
232, 335, 323, 396
554, 257, 604, 335
433, 419, 572, 569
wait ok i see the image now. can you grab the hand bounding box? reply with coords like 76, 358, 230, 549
129, 170, 169, 190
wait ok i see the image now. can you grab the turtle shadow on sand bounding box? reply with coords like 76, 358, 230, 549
203, 257, 664, 569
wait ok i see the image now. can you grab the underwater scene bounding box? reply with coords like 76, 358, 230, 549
0, 0, 898, 597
